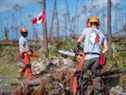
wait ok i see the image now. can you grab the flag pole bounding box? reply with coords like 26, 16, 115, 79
42, 0, 49, 57
107, 0, 113, 57
107, 0, 112, 39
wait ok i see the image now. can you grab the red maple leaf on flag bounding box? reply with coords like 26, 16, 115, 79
32, 10, 46, 25
32, 17, 37, 24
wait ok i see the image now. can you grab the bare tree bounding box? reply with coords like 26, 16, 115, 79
49, 0, 60, 40
63, 0, 71, 38
4, 27, 9, 40
12, 4, 23, 40
107, 0, 112, 38
75, 0, 80, 35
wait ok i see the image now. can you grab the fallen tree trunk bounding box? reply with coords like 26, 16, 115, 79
101, 69, 126, 77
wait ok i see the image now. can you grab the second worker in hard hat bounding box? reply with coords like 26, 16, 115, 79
18, 27, 33, 79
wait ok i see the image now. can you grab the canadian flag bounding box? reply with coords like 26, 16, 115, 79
32, 10, 46, 24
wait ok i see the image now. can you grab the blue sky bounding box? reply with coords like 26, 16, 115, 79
0, 0, 126, 40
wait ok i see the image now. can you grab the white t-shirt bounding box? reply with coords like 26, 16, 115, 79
19, 36, 29, 54
81, 27, 107, 60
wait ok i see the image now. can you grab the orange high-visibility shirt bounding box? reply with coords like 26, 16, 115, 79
23, 53, 30, 65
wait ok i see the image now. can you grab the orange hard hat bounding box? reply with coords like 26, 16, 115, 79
20, 27, 28, 33
88, 16, 99, 24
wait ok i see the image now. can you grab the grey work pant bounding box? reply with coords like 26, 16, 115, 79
83, 57, 101, 79
80, 58, 104, 95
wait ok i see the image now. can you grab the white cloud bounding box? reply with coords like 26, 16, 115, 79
84, 0, 121, 12
91, 0, 120, 6
0, 0, 40, 12
0, 5, 12, 12
111, 0, 120, 5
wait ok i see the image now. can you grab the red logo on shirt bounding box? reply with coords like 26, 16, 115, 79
95, 34, 100, 44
